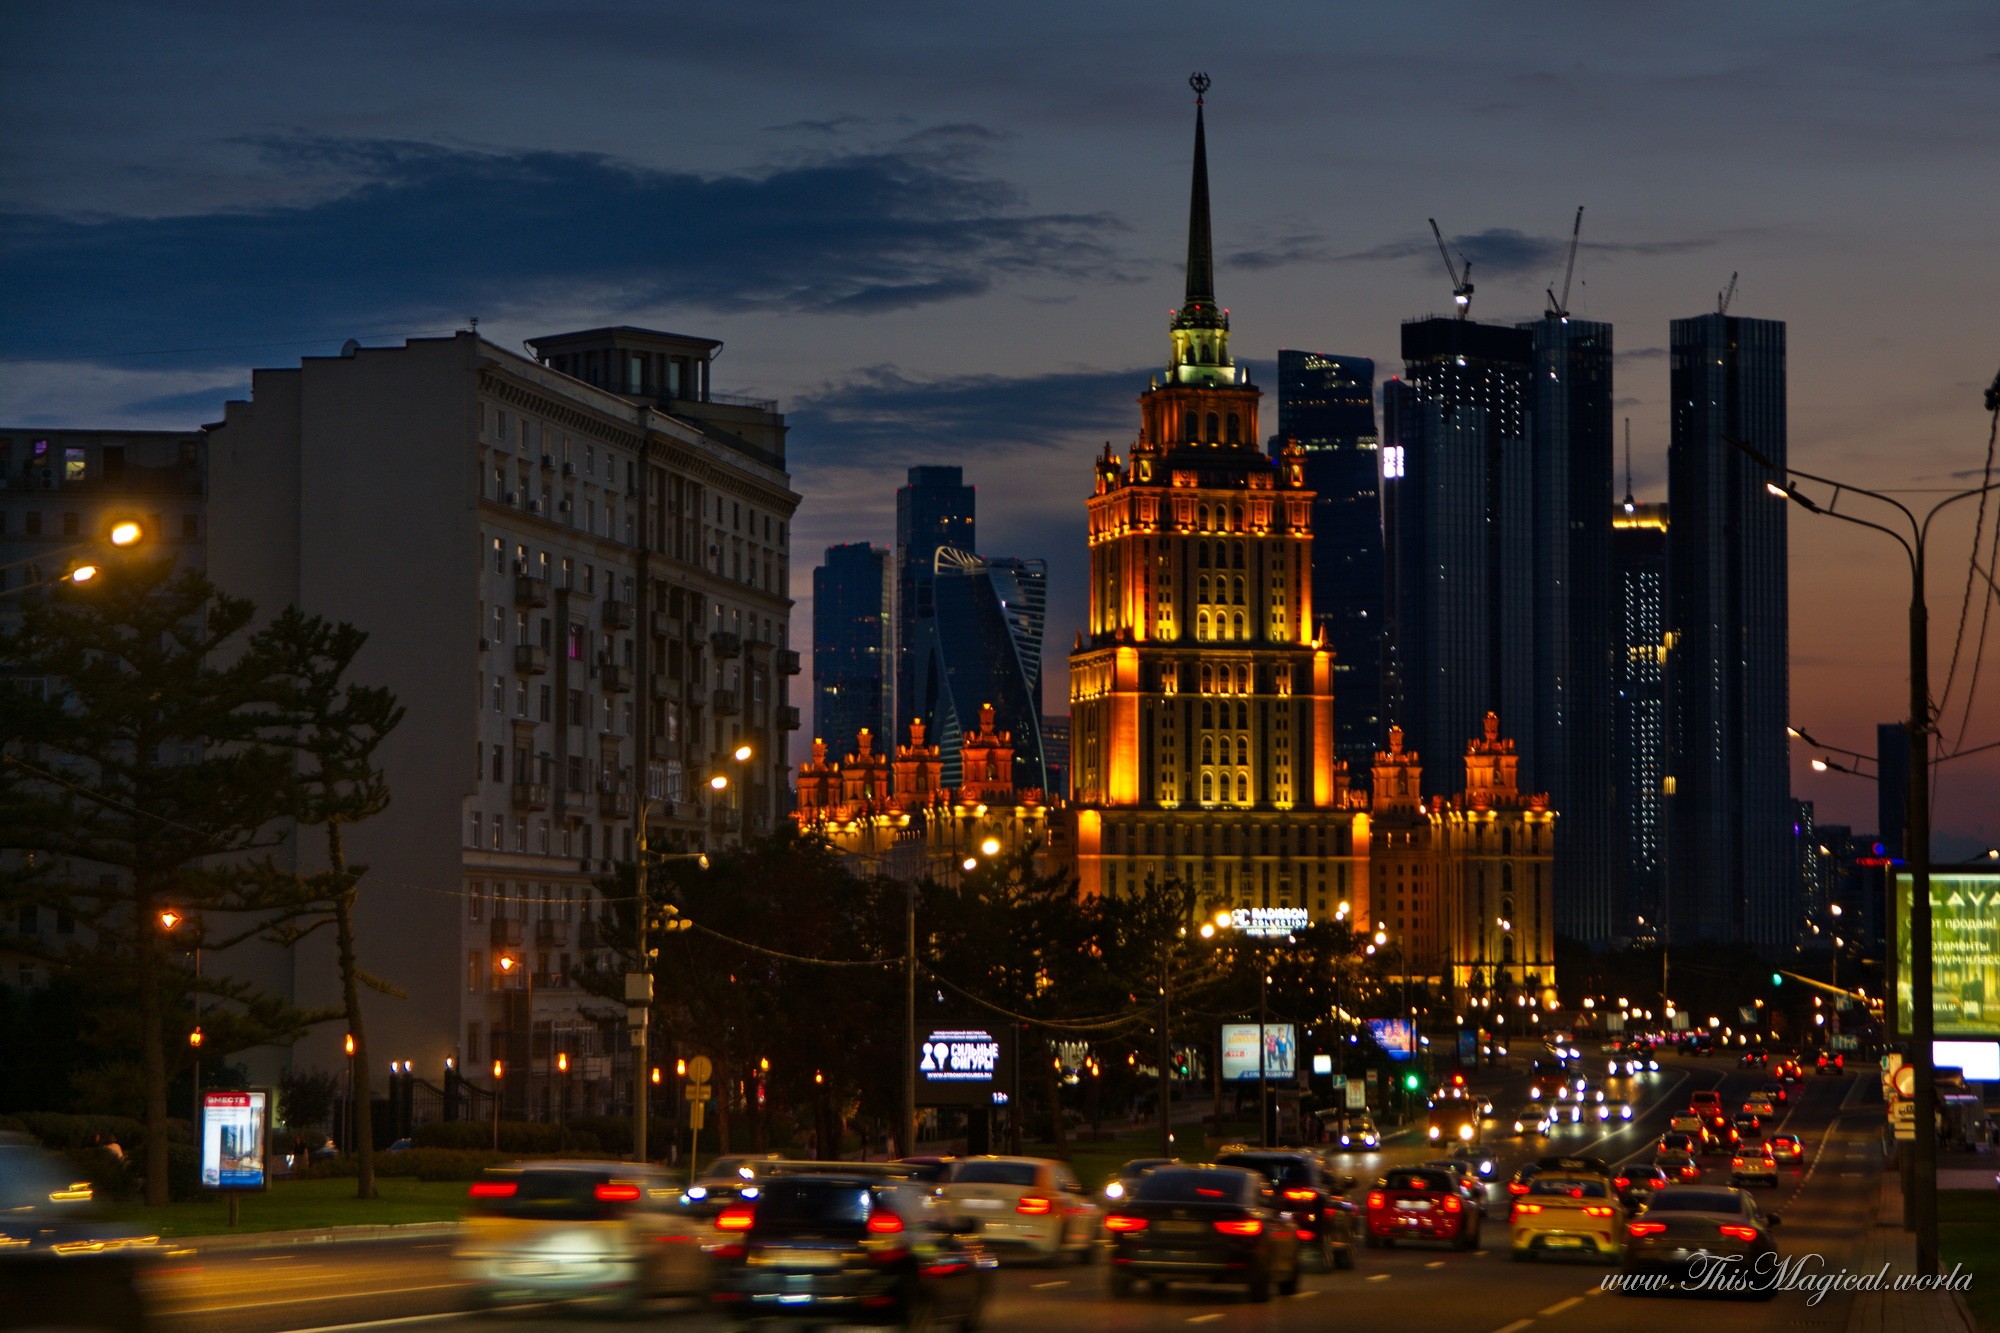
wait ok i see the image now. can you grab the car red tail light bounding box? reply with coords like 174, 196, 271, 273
1104, 1214, 1148, 1233
1508, 1182, 1530, 1196
594, 1182, 642, 1202
1366, 1191, 1386, 1209
1015, 1195, 1053, 1216
1212, 1218, 1264, 1237
865, 1211, 905, 1235
1296, 1228, 1314, 1241
1680, 1165, 1700, 1179
1614, 1176, 1630, 1191
1283, 1188, 1317, 1201
715, 1204, 756, 1232
467, 1180, 517, 1199
1628, 1221, 1668, 1237
1514, 1202, 1543, 1215
1718, 1224, 1759, 1242
1583, 1205, 1615, 1218
1442, 1195, 1462, 1214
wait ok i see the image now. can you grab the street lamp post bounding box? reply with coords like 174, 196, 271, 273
1742, 428, 2000, 1277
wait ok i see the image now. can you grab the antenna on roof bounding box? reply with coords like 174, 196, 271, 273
468, 316, 480, 334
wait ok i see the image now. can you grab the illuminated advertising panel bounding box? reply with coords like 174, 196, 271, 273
200, 1090, 270, 1191
1367, 1018, 1417, 1059
1220, 1023, 1297, 1081
1892, 871, 2000, 1039
917, 1027, 1011, 1106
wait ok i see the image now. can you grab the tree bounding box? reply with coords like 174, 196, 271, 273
0, 564, 327, 1204
253, 611, 403, 1198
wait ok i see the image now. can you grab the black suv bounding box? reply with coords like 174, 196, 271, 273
711, 1171, 994, 1329
1215, 1149, 1358, 1270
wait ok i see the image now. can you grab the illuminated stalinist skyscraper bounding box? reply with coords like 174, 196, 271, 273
1068, 76, 1363, 914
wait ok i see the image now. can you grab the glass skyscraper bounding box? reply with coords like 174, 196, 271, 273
895, 465, 975, 745
812, 541, 894, 759
1666, 313, 1791, 948
1273, 350, 1384, 773
915, 548, 1048, 791
1613, 500, 1668, 935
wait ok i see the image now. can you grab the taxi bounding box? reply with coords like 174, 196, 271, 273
1509, 1173, 1622, 1261
456, 1162, 700, 1312
1768, 1133, 1806, 1164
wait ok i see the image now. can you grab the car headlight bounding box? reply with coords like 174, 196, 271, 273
1104, 1182, 1123, 1199
1340, 1135, 1350, 1145
1429, 1127, 1441, 1140
1479, 1162, 1493, 1176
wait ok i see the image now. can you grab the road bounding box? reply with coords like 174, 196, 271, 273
144, 1054, 1887, 1333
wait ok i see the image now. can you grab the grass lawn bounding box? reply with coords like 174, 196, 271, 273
1940, 1191, 2000, 1333
1021, 1118, 1265, 1191
104, 1177, 468, 1238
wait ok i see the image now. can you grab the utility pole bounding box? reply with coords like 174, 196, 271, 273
1158, 949, 1173, 1160
902, 882, 917, 1161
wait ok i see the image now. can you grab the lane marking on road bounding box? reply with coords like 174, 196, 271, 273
1188, 1315, 1225, 1325
159, 1283, 464, 1318
1290, 1288, 1320, 1299
1426, 1259, 1446, 1268
1492, 1321, 1535, 1333
1367, 1272, 1391, 1281
1540, 1296, 1584, 1316
1031, 1279, 1070, 1289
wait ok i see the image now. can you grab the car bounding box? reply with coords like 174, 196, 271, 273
386, 1137, 415, 1152
1654, 1151, 1701, 1183
1667, 1110, 1705, 1137
1738, 1051, 1768, 1068
456, 1161, 705, 1312
1734, 1112, 1765, 1138
1612, 1163, 1670, 1208
1760, 1081, 1790, 1106
1601, 1098, 1634, 1122
1323, 1113, 1381, 1151
1769, 1133, 1805, 1164
1422, 1158, 1492, 1211
1099, 1157, 1174, 1207
1657, 1131, 1696, 1156
1742, 1094, 1776, 1117
1448, 1143, 1500, 1184
1216, 1149, 1358, 1271
1816, 1052, 1847, 1076
1509, 1173, 1623, 1261
1688, 1090, 1723, 1113
1365, 1167, 1482, 1250
1777, 1058, 1805, 1082
892, 1155, 959, 1185
710, 1169, 994, 1327
680, 1152, 784, 1213
1730, 1143, 1779, 1188
1512, 1104, 1550, 1136
0, 1134, 160, 1332
1103, 1164, 1302, 1301
939, 1156, 1100, 1264
1620, 1185, 1781, 1299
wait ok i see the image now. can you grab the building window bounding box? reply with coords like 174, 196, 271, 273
468, 950, 484, 991
468, 812, 482, 845
469, 882, 484, 921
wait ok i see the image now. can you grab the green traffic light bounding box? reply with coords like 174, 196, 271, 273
1771, 972, 1783, 986
1401, 1072, 1421, 1091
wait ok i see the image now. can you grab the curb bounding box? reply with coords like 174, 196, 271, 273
172, 1220, 461, 1253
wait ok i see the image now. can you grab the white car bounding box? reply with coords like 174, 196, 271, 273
940, 1156, 1100, 1264
1513, 1105, 1550, 1136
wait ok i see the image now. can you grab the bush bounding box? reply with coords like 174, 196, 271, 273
565, 1116, 631, 1156
411, 1121, 600, 1155
6, 1111, 146, 1151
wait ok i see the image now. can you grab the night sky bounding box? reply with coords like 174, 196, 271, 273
5, 2, 1996, 849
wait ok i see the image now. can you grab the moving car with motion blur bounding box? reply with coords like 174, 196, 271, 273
1612, 1163, 1670, 1209
1512, 1104, 1550, 1137
1423, 1157, 1492, 1209
0, 1133, 160, 1333
1319, 1111, 1381, 1151
1730, 1142, 1780, 1188
1099, 1158, 1174, 1208
1769, 1132, 1806, 1164
939, 1156, 1099, 1265
1816, 1051, 1847, 1075
680, 1153, 784, 1215
1448, 1142, 1500, 1186
709, 1169, 994, 1328
1365, 1167, 1482, 1250
1657, 1131, 1696, 1156
1508, 1173, 1623, 1262
457, 1162, 700, 1313
1102, 1164, 1302, 1302
1743, 1093, 1776, 1117
1214, 1149, 1358, 1271
1654, 1150, 1702, 1184
1760, 1081, 1790, 1105
1619, 1185, 1781, 1299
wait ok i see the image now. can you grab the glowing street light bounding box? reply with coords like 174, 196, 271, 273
733, 744, 754, 762
979, 837, 1001, 857
108, 520, 143, 547
709, 774, 729, 791
158, 909, 183, 931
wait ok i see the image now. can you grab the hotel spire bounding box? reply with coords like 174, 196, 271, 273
1181, 72, 1216, 320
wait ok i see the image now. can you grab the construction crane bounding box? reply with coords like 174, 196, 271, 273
1545, 206, 1584, 321
1429, 218, 1475, 319
1717, 271, 1738, 316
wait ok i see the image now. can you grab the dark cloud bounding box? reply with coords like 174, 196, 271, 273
117, 384, 249, 418
1618, 346, 1669, 361
788, 364, 1150, 465
1232, 228, 1717, 277
0, 135, 1125, 366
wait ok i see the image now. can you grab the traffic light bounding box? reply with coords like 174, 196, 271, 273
1401, 1072, 1422, 1093
1771, 972, 1783, 986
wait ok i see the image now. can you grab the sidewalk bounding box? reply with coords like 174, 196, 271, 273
1843, 1169, 1977, 1333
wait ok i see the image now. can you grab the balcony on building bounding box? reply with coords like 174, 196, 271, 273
711, 631, 742, 658
600, 663, 631, 693
599, 780, 634, 820
602, 599, 633, 630
514, 643, 548, 675
777, 704, 801, 731
533, 918, 568, 947
777, 648, 802, 676
650, 672, 674, 698
515, 572, 549, 607
713, 688, 740, 716
511, 780, 550, 811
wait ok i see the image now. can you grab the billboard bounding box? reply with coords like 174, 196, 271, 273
1220, 1023, 1297, 1081
1935, 1040, 2000, 1082
1367, 1018, 1416, 1060
200, 1090, 270, 1191
916, 1027, 1011, 1106
1893, 872, 2000, 1038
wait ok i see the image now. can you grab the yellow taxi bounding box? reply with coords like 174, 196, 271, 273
1508, 1172, 1623, 1262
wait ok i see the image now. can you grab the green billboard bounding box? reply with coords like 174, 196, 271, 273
1893, 871, 2000, 1039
